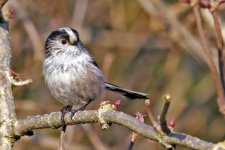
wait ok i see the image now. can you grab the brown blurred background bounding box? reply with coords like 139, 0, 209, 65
6, 0, 225, 149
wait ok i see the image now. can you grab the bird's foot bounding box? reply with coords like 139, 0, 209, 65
70, 100, 92, 120
70, 106, 86, 120
60, 105, 72, 132
70, 109, 78, 120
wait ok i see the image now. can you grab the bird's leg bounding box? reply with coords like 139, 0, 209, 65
60, 105, 72, 132
70, 100, 92, 120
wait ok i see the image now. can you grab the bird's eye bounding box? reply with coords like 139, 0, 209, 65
61, 40, 67, 45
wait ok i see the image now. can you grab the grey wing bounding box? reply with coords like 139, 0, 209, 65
89, 58, 149, 99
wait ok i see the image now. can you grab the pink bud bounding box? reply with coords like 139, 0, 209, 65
135, 112, 145, 122
113, 100, 121, 109
168, 119, 176, 128
7, 8, 15, 18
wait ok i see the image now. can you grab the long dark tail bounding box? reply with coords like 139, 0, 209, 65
104, 82, 148, 99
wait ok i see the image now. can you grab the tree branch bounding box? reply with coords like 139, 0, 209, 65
13, 110, 214, 150
159, 95, 172, 135
0, 15, 16, 150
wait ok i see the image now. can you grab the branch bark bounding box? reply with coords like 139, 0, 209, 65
13, 110, 214, 150
0, 23, 17, 149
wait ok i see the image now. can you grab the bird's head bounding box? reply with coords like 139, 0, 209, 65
44, 27, 83, 57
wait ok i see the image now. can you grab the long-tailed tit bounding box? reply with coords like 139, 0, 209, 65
43, 27, 148, 122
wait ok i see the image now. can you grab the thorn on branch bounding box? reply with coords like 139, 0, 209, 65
7, 70, 32, 86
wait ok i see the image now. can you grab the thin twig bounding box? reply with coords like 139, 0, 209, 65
127, 141, 134, 150
10, 79, 32, 86
7, 70, 33, 86
59, 130, 66, 150
7, 74, 32, 86
128, 112, 145, 150
211, 9, 224, 50
159, 95, 171, 135
192, 4, 212, 60
144, 99, 162, 134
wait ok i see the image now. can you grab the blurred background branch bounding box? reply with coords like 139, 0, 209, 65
191, 1, 225, 115
0, 0, 7, 9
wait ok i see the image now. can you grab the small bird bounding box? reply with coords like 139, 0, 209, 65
43, 27, 148, 126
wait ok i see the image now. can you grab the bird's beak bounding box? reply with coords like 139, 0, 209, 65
66, 30, 77, 44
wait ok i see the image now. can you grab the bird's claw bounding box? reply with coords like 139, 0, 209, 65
70, 110, 78, 120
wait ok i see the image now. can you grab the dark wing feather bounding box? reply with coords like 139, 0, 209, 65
104, 82, 148, 99
89, 57, 100, 68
